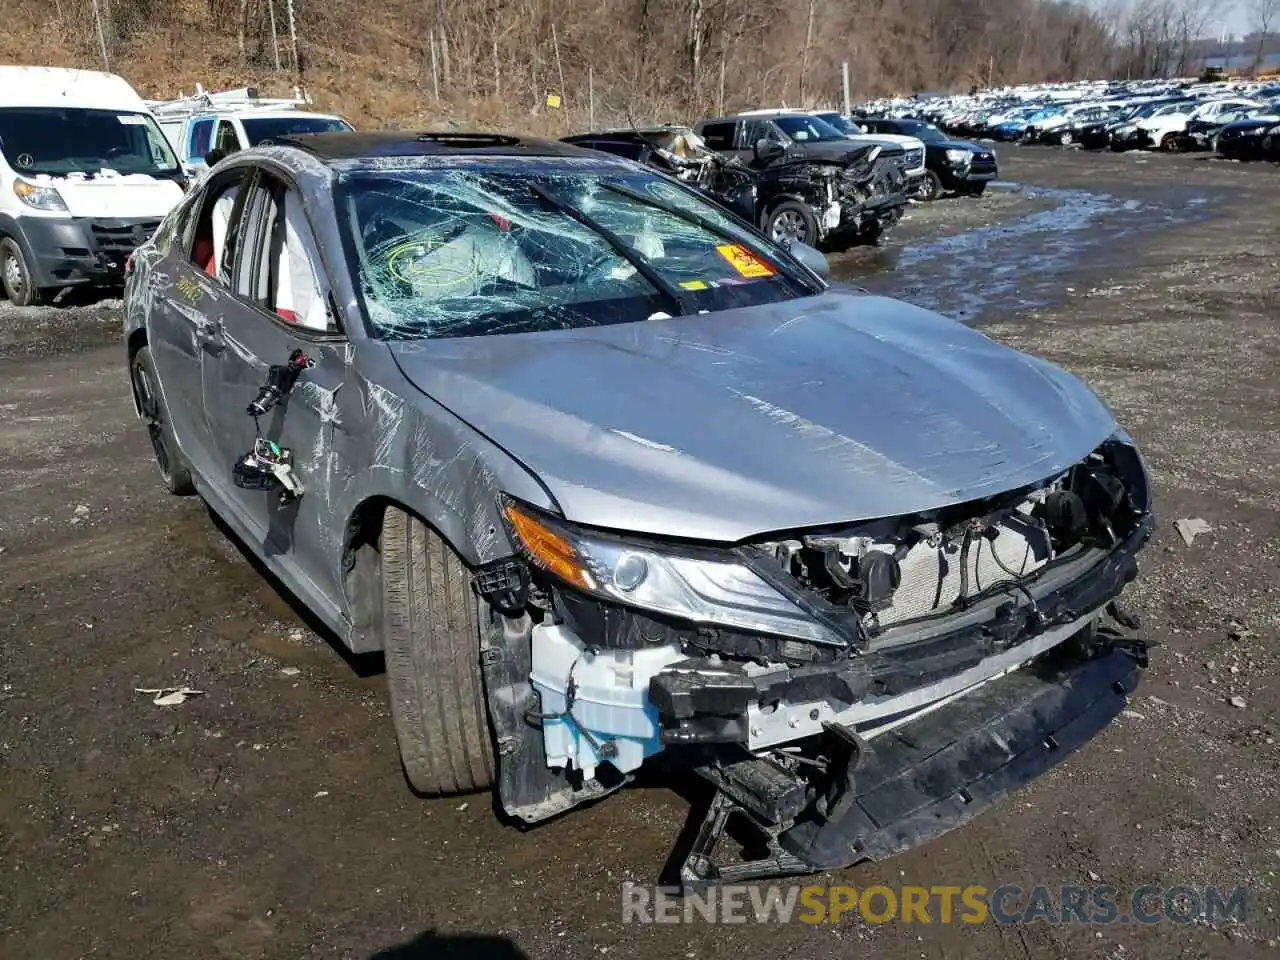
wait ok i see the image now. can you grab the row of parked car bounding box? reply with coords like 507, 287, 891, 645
863, 77, 1280, 162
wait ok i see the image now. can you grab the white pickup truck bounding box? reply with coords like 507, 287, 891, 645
149, 86, 354, 176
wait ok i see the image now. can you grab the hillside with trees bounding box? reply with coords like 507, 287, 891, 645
0, 0, 1250, 130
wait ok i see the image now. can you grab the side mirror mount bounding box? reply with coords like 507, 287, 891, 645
786, 239, 829, 281
753, 138, 785, 164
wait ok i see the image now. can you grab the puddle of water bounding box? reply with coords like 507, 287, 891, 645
847, 181, 1215, 323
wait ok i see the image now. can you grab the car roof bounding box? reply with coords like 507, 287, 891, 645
699, 111, 808, 124
266, 130, 602, 162
563, 126, 690, 140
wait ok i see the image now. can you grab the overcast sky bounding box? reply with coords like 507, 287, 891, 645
1082, 0, 1254, 41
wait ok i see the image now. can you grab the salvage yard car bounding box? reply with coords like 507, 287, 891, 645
123, 130, 1154, 887
694, 111, 909, 245
858, 116, 997, 200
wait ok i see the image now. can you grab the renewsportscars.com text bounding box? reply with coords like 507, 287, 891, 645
621, 882, 1249, 926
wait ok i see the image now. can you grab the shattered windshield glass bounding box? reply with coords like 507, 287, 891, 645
336, 161, 815, 340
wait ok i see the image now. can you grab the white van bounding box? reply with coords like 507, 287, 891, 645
0, 66, 187, 305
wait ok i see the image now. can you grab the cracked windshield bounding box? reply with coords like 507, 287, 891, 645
338, 161, 816, 339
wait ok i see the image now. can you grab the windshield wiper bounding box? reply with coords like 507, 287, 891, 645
527, 181, 689, 316
596, 180, 821, 292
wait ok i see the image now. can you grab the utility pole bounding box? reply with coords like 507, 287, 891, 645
90, 0, 110, 71
842, 61, 852, 114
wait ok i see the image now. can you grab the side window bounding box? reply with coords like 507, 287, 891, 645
230, 172, 335, 332
186, 169, 251, 282
698, 122, 735, 150
188, 118, 214, 162
741, 120, 779, 147
214, 120, 241, 155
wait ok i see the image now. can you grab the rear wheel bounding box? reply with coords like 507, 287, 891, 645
0, 237, 42, 307
130, 345, 195, 496
380, 508, 496, 796
764, 200, 819, 247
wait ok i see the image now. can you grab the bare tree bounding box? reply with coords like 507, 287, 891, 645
1247, 0, 1278, 71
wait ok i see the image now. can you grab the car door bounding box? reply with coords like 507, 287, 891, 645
203, 164, 356, 604
144, 165, 254, 487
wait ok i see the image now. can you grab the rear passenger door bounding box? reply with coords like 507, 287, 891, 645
202, 164, 356, 605
145, 165, 253, 487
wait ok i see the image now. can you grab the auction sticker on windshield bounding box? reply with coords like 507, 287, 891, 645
716, 244, 776, 279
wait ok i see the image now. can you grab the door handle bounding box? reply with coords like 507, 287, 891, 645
196, 318, 225, 356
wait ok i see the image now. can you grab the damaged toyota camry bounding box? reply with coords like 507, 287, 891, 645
123, 131, 1153, 887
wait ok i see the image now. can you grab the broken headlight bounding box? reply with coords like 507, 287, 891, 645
502, 497, 845, 647
1105, 427, 1152, 516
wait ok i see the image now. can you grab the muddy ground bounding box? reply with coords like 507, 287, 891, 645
1, 146, 1278, 960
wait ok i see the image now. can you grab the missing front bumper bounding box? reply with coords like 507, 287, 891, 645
676, 638, 1146, 888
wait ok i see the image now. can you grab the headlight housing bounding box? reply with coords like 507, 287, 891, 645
502, 498, 845, 647
13, 178, 68, 212
945, 148, 970, 164
1105, 428, 1152, 516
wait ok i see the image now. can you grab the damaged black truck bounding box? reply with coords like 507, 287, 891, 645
687, 112, 910, 247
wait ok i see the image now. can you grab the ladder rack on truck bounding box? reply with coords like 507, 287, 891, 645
146, 84, 313, 122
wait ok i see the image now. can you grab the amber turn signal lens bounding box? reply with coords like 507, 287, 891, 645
503, 503, 595, 591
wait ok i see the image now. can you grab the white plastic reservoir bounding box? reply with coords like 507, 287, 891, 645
529, 622, 685, 781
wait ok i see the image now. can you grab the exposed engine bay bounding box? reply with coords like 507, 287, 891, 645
756, 451, 1131, 637
477, 438, 1153, 887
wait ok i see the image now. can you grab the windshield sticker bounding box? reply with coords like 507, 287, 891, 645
716, 244, 776, 279
680, 280, 709, 291
117, 114, 148, 125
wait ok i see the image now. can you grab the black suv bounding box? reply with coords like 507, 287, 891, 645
858, 117, 997, 201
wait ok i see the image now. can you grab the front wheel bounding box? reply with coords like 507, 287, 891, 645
764, 200, 819, 247
1059, 130, 1074, 146
965, 182, 988, 197
0, 237, 43, 307
131, 345, 195, 495
916, 169, 943, 202
1160, 132, 1179, 152
381, 508, 497, 796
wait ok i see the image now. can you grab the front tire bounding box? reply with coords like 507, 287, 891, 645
130, 345, 195, 495
1160, 132, 1179, 151
764, 200, 819, 247
965, 182, 988, 197
381, 508, 496, 796
0, 237, 43, 307
916, 169, 943, 202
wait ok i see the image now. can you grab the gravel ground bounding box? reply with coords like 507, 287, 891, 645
0, 146, 1277, 960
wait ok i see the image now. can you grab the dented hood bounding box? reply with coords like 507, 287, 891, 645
388, 291, 1118, 543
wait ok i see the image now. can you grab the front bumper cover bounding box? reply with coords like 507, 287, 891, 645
678, 638, 1144, 887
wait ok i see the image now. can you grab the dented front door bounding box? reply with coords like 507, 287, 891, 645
200, 170, 354, 605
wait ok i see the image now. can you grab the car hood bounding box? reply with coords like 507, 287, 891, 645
785, 140, 902, 164
1222, 117, 1278, 133
929, 138, 988, 153
387, 292, 1119, 543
